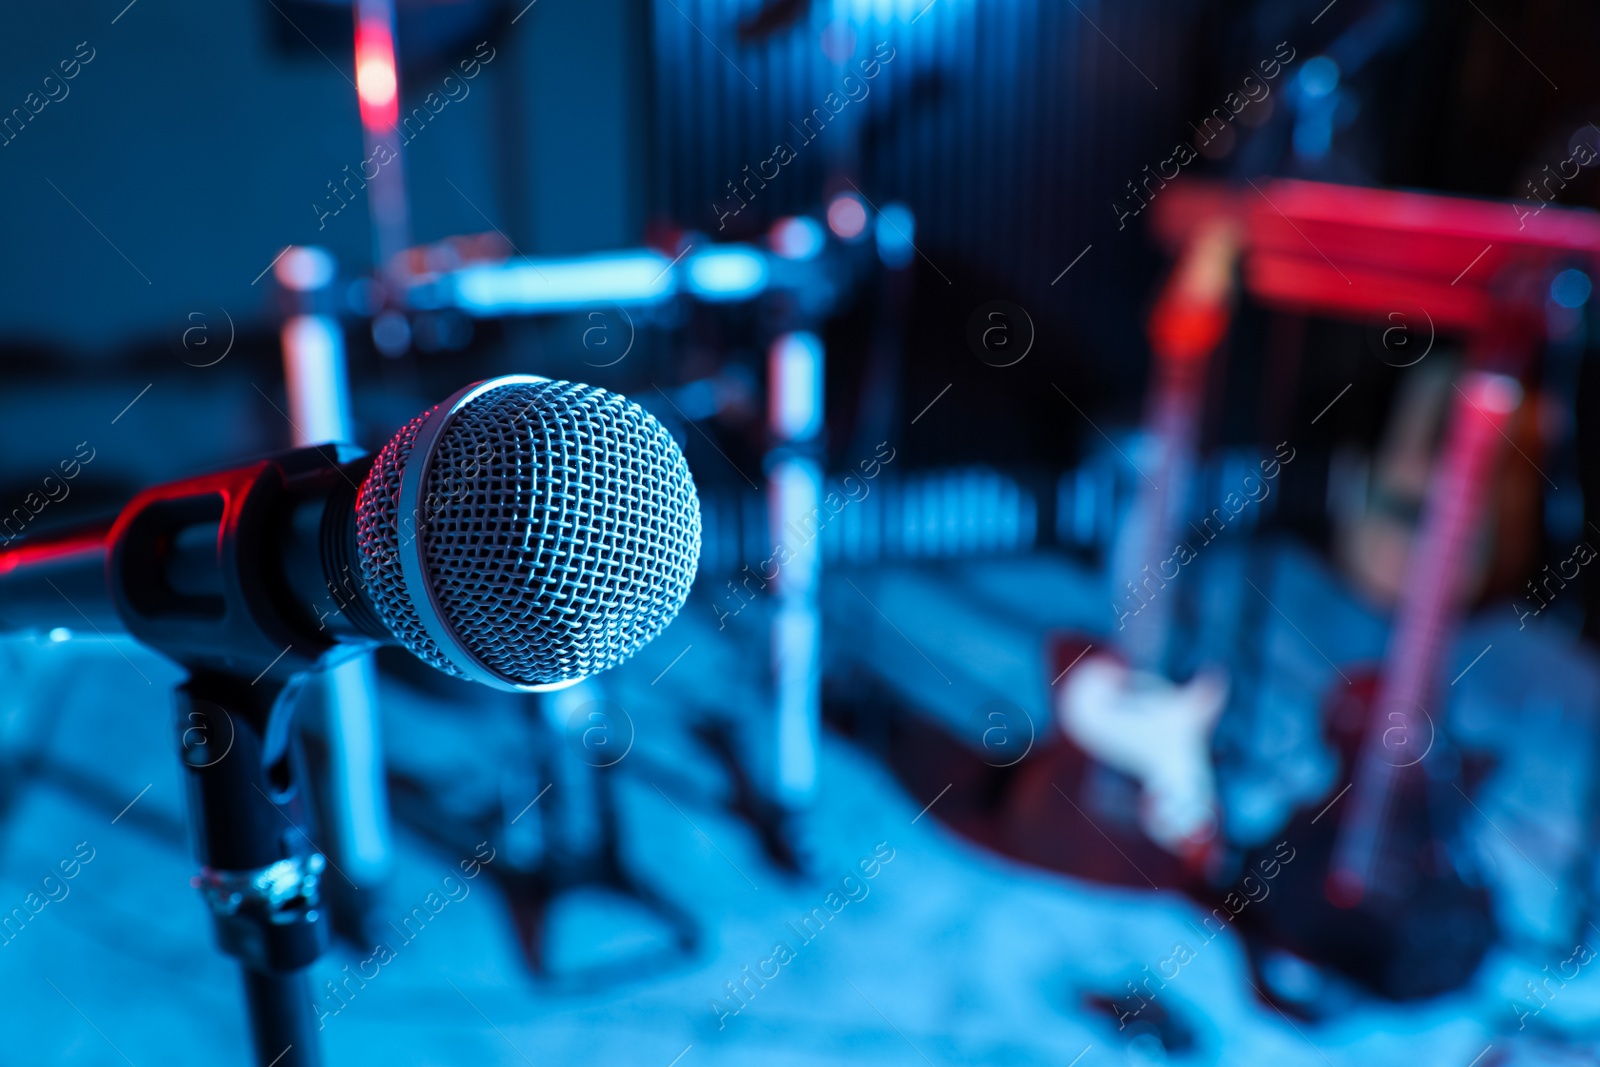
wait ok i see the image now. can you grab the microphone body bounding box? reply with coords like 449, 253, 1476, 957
0, 443, 380, 685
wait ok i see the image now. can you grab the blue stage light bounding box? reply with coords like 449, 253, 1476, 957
769, 332, 824, 442
1552, 268, 1592, 308
839, 0, 951, 22
875, 203, 916, 269
684, 247, 770, 301
770, 217, 826, 261
448, 252, 678, 314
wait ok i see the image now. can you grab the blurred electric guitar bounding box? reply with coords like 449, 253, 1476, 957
1047, 217, 1240, 869
816, 220, 1243, 893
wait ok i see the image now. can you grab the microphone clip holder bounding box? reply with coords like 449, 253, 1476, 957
195, 849, 328, 972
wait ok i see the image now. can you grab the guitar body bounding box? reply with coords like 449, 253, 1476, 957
1031, 633, 1228, 870
1238, 672, 1496, 1006
979, 633, 1223, 890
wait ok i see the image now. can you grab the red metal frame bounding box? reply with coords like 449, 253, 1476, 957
1152, 178, 1600, 351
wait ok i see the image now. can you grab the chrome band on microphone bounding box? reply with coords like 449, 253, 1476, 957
394, 375, 558, 693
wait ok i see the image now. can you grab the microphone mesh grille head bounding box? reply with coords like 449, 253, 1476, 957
355, 379, 701, 687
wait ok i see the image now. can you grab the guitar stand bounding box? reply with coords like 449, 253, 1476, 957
177, 673, 329, 1067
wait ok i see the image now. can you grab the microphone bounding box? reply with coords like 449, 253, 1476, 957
0, 375, 702, 691
0, 374, 699, 1067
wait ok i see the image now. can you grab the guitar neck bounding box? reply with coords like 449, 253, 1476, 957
1329, 370, 1522, 902
1113, 365, 1203, 674
1113, 221, 1240, 675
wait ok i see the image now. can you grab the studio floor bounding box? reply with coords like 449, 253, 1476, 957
3, 543, 1599, 1066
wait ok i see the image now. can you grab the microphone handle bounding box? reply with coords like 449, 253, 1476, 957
0, 447, 388, 658
0, 518, 118, 635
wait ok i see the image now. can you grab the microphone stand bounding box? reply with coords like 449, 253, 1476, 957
179, 673, 328, 1067
100, 442, 378, 1065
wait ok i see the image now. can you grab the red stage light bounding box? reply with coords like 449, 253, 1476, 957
355, 20, 399, 130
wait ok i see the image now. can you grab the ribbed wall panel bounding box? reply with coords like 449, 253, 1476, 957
650, 0, 1204, 292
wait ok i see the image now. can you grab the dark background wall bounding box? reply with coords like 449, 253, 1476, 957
0, 0, 652, 356
1, 0, 1597, 502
